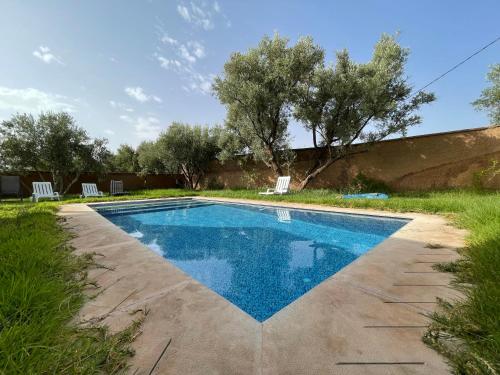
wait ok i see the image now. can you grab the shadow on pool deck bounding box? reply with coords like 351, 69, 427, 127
59, 198, 466, 375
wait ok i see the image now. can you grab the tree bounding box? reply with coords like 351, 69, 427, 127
112, 144, 139, 172
0, 113, 41, 175
213, 34, 324, 176
136, 141, 163, 176
156, 122, 220, 189
0, 112, 111, 194
472, 64, 500, 125
294, 34, 435, 190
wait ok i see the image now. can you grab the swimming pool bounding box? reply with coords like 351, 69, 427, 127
94, 199, 409, 321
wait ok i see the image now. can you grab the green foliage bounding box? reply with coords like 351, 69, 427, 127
51, 189, 195, 204
112, 144, 139, 173
472, 64, 500, 125
0, 113, 40, 173
424, 199, 500, 374
213, 33, 324, 175
214, 33, 434, 188
295, 34, 435, 189
239, 168, 260, 189
0, 203, 141, 373
199, 188, 496, 213
212, 125, 244, 163
0, 112, 111, 194
156, 122, 221, 189
472, 159, 500, 191
345, 172, 391, 194
204, 177, 225, 190
136, 141, 163, 176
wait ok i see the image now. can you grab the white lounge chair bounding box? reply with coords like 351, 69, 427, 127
259, 176, 291, 195
110, 180, 128, 196
81, 183, 104, 198
31, 182, 60, 202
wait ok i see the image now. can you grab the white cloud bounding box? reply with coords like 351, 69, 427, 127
124, 86, 162, 103
176, 2, 214, 30
177, 5, 191, 21
33, 45, 64, 65
104, 129, 115, 135
120, 114, 162, 140
109, 100, 134, 112
156, 54, 182, 70
135, 116, 161, 139
187, 72, 215, 95
119, 114, 132, 122
175, 1, 230, 29
159, 37, 206, 64
155, 50, 214, 95
213, 1, 220, 13
161, 34, 178, 45
125, 87, 148, 102
155, 21, 212, 95
187, 41, 205, 59
179, 45, 196, 63
0, 86, 76, 113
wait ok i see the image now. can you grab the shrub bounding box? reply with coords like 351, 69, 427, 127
344, 172, 392, 194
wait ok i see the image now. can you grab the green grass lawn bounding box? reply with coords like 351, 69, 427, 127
0, 203, 144, 374
1, 189, 499, 373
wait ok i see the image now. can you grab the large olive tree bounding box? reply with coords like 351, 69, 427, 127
156, 122, 221, 189
213, 34, 324, 176
294, 34, 435, 190
0, 112, 111, 194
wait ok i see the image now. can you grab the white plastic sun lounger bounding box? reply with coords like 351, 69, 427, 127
31, 182, 60, 202
259, 176, 291, 195
81, 183, 104, 198
110, 180, 128, 196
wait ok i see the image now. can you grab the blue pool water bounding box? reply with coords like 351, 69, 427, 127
94, 199, 408, 321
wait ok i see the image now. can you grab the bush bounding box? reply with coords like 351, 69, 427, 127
472, 159, 499, 191
205, 177, 225, 190
344, 172, 392, 194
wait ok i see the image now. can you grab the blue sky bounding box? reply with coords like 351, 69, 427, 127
0, 0, 498, 150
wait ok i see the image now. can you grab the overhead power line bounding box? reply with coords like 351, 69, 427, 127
413, 35, 500, 96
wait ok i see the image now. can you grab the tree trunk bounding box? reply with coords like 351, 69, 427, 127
184, 174, 194, 190
179, 164, 193, 190
297, 148, 368, 190
51, 171, 61, 192
193, 171, 203, 190
63, 173, 81, 195
298, 157, 338, 191
266, 146, 283, 177
269, 159, 283, 177
20, 179, 31, 195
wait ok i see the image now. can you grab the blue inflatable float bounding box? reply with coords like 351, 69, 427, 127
342, 193, 389, 200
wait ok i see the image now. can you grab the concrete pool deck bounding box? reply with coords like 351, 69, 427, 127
59, 197, 467, 375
